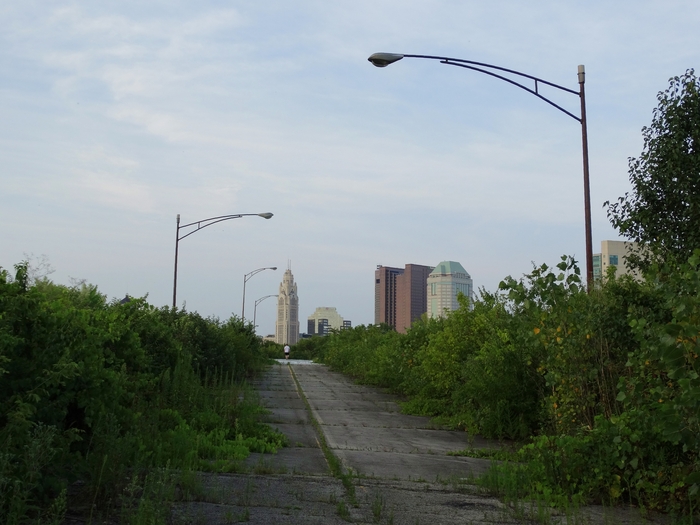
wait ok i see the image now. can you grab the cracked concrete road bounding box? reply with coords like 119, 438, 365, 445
172, 361, 668, 524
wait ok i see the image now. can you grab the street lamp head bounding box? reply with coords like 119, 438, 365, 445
258, 212, 274, 219
368, 52, 404, 68
271, 267, 277, 270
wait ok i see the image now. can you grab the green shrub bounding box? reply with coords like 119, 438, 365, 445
0, 262, 283, 523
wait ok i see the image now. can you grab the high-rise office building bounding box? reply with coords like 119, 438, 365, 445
375, 265, 403, 328
427, 261, 473, 319
593, 240, 641, 281
275, 268, 299, 345
375, 263, 434, 333
307, 306, 348, 336
396, 264, 434, 333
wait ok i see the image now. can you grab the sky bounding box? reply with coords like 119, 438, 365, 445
1, 1, 699, 335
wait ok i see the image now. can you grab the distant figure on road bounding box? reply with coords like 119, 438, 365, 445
284, 344, 290, 359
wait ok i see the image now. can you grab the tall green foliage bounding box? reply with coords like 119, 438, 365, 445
606, 69, 700, 266
322, 295, 544, 440
0, 263, 282, 524
321, 254, 699, 515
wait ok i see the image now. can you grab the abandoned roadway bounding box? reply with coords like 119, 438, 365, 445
171, 361, 668, 524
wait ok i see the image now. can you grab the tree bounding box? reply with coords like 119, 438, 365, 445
605, 69, 700, 267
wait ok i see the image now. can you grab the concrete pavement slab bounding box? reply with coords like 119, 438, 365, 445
322, 425, 471, 454
260, 407, 310, 425
260, 398, 307, 410
172, 473, 347, 523
243, 448, 328, 475
257, 390, 303, 400
308, 399, 401, 412
336, 449, 493, 481
266, 423, 319, 448
313, 409, 446, 429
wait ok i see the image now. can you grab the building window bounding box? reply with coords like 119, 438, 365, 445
609, 255, 619, 266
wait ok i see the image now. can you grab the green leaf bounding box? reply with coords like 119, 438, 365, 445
686, 472, 700, 485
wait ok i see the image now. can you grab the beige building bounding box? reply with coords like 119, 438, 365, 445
275, 268, 299, 345
593, 240, 641, 281
307, 307, 346, 336
427, 261, 473, 319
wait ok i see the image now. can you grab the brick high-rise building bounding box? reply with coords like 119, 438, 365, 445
375, 263, 434, 333
375, 265, 403, 328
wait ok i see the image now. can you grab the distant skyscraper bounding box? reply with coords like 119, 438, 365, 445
427, 261, 473, 319
307, 307, 347, 336
275, 267, 299, 345
375, 263, 434, 333
375, 266, 403, 328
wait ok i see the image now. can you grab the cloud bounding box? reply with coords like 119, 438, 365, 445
70, 148, 154, 212
1, 0, 699, 329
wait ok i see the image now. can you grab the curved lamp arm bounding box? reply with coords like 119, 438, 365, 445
368, 53, 581, 121
244, 266, 278, 283
253, 294, 278, 331
242, 267, 278, 322
255, 294, 278, 308
173, 212, 274, 308
178, 212, 273, 242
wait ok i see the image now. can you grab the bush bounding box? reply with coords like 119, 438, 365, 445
320, 253, 699, 517
0, 262, 282, 523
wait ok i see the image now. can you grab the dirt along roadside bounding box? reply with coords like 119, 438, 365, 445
171, 361, 669, 524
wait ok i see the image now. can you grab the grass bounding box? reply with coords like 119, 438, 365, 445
336, 500, 351, 520
371, 491, 385, 523
447, 446, 520, 462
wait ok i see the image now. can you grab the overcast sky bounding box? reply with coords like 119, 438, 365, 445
2, 1, 698, 334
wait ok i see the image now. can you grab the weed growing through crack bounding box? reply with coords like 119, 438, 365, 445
371, 492, 385, 523
337, 500, 351, 521
237, 478, 254, 508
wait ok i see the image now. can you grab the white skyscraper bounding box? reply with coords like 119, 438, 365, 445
427, 261, 473, 319
275, 267, 299, 345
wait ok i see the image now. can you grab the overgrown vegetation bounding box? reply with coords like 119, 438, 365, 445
319, 71, 700, 520
606, 69, 700, 269
320, 255, 700, 517
0, 263, 285, 524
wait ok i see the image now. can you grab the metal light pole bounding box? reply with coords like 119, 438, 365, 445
253, 294, 278, 330
242, 267, 277, 322
172, 212, 273, 308
368, 53, 593, 290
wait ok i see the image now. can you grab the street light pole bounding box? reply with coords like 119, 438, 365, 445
172, 212, 273, 308
173, 213, 181, 309
578, 65, 593, 290
242, 267, 277, 322
253, 294, 278, 331
368, 53, 594, 290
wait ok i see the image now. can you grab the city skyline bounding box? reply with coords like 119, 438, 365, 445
2, 2, 699, 335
